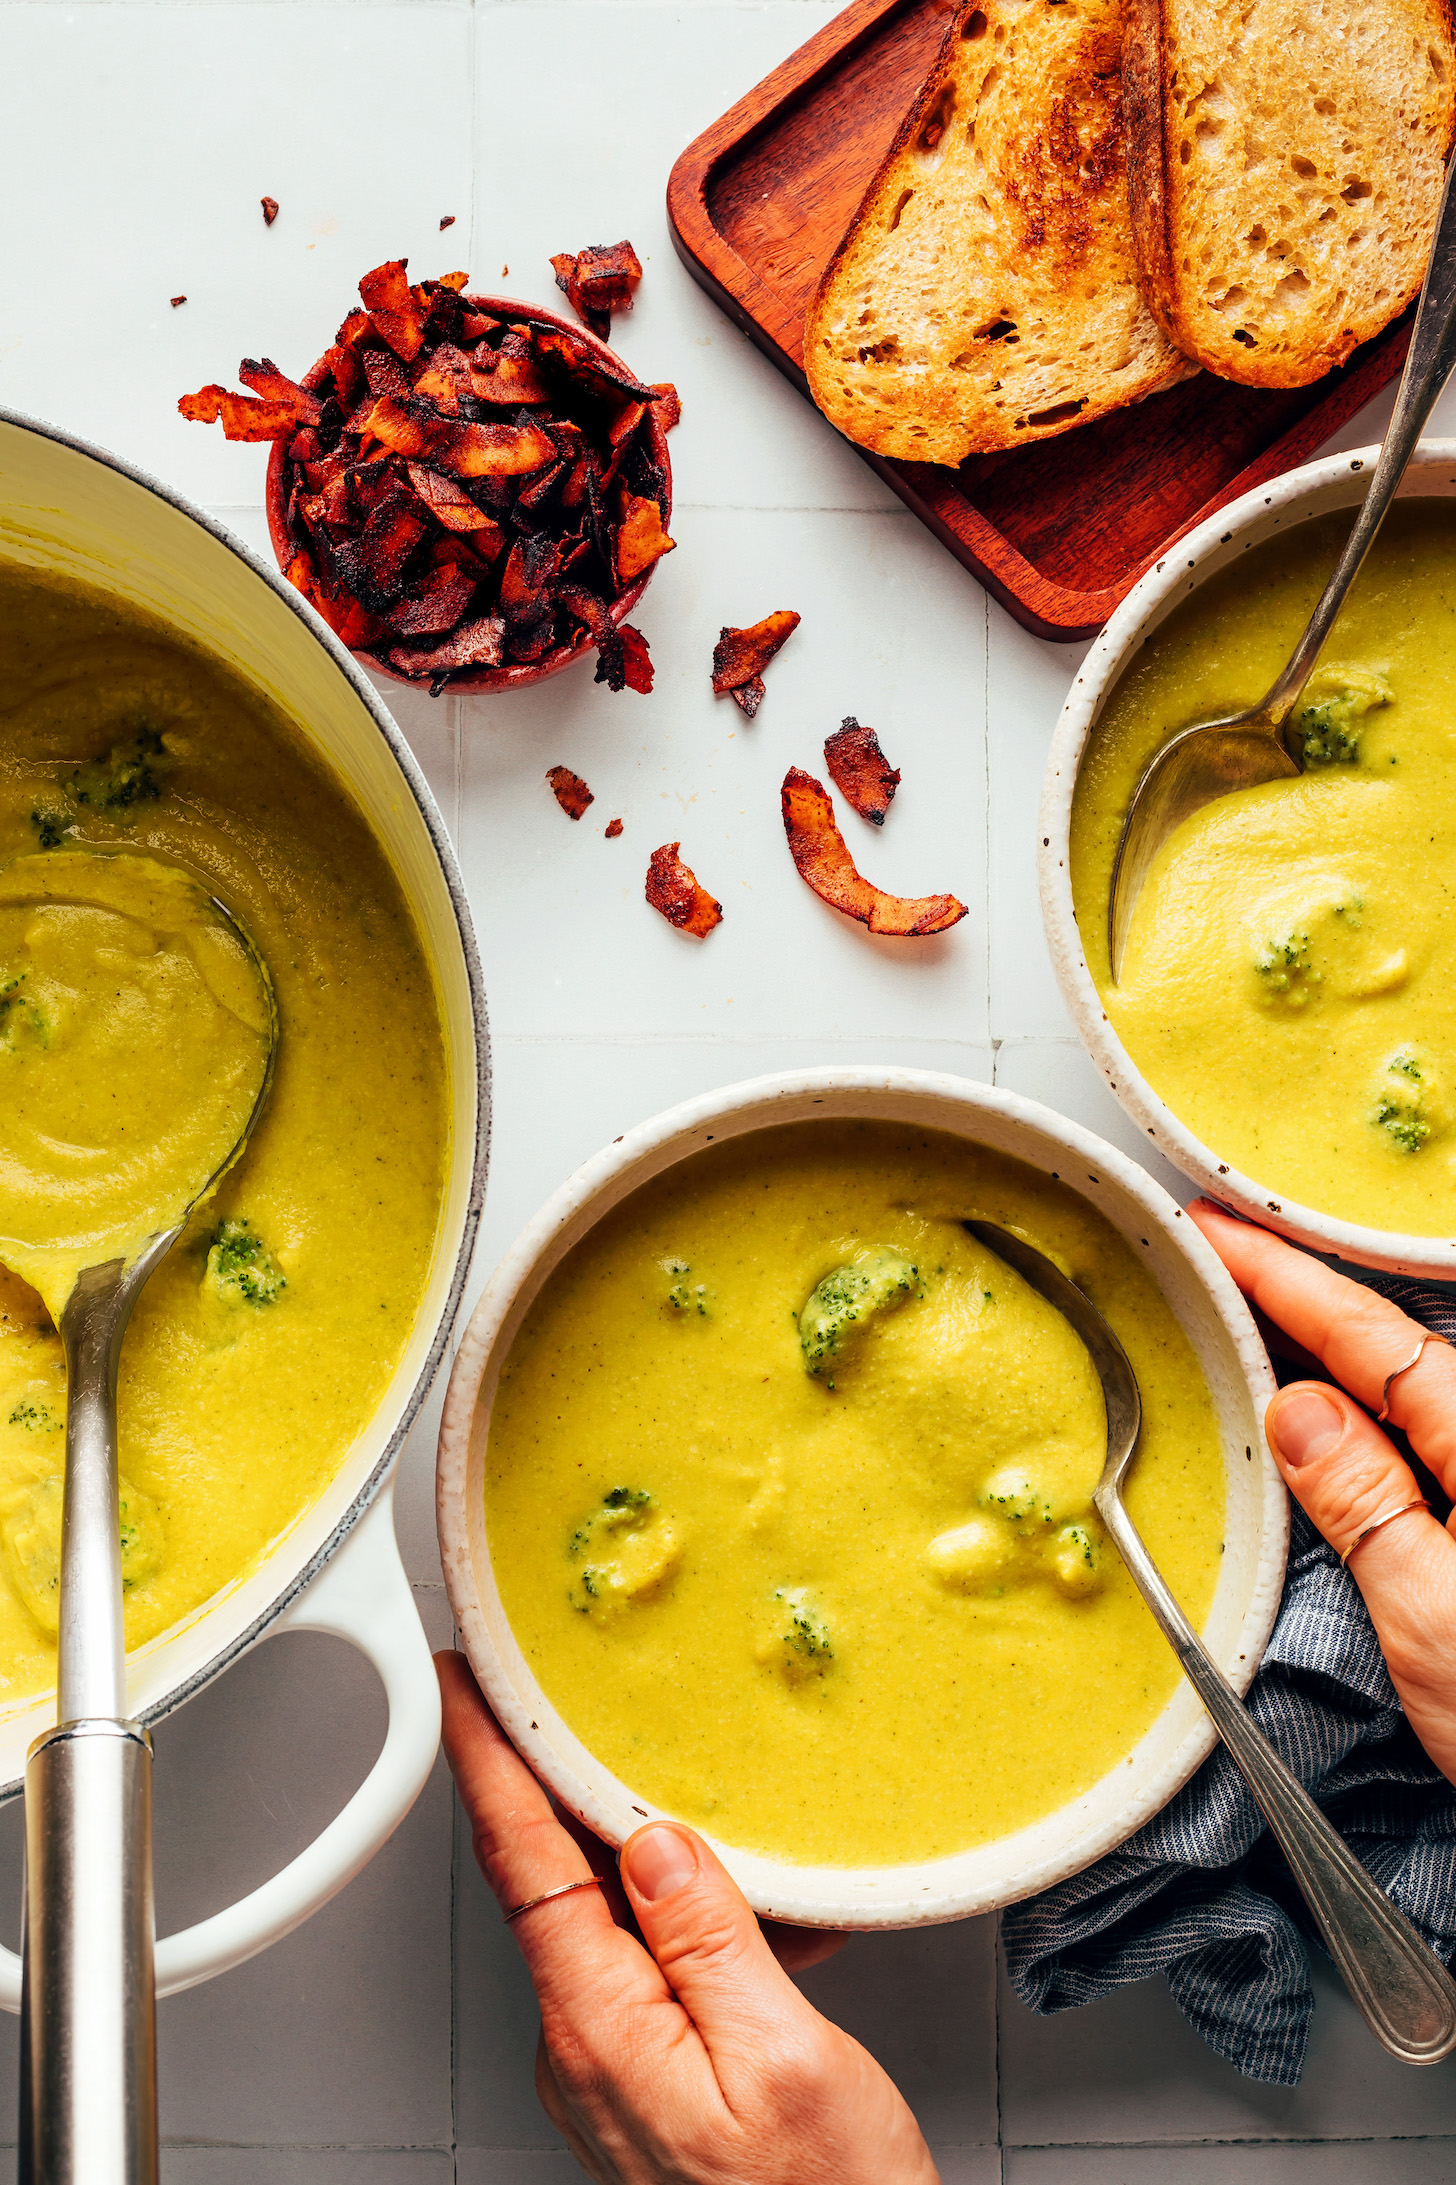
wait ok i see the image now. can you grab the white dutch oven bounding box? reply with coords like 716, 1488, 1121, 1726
438, 1068, 1283, 1927
1040, 440, 1456, 1277
0, 410, 489, 2004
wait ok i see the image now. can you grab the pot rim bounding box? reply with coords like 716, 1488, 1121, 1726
0, 400, 491, 1769
437, 1065, 1282, 1927
1038, 437, 1456, 1277
263, 294, 672, 696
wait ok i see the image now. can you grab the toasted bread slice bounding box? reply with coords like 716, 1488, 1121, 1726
1125, 0, 1455, 388
803, 0, 1192, 463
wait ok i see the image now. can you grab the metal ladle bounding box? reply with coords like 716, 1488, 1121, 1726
15, 882, 277, 2185
1107, 151, 1456, 982
964, 1219, 1456, 2066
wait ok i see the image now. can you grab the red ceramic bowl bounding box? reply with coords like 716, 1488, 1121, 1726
265, 294, 672, 696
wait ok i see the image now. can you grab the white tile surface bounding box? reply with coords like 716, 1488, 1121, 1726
454, 504, 989, 1045
396, 1373, 450, 1586
998, 1949, 1456, 2147
0, 5, 476, 504
163, 2160, 452, 2185
992, 1038, 1193, 1208
1006, 2148, 1456, 2185
474, 1031, 995, 1289
455, 2159, 591, 2185
474, 3, 899, 517
795, 1921, 999, 2150
987, 605, 1086, 1043
151, 1627, 453, 2149
2, 0, 1452, 2175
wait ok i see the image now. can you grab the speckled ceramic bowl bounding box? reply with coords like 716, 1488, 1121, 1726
437, 1067, 1283, 1929
1039, 440, 1456, 1277
265, 294, 671, 695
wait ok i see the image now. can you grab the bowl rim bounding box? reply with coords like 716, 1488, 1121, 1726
264, 293, 672, 696
1038, 437, 1456, 1277
0, 399, 492, 1761
436, 1064, 1283, 1927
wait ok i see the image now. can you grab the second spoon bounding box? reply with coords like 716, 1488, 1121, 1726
965, 1218, 1456, 2068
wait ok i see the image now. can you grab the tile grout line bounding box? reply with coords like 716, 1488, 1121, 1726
982, 587, 993, 1079
450, 8, 476, 2174
489, 1032, 997, 1047
450, 689, 465, 847
998, 2136, 1456, 2150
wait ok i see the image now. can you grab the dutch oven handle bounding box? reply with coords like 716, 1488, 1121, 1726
0, 1478, 441, 2010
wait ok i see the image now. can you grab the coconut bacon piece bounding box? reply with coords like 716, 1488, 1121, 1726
615, 495, 676, 585
711, 610, 800, 717
546, 765, 594, 820
824, 717, 901, 825
178, 384, 306, 440
780, 768, 965, 936
550, 240, 643, 338
646, 842, 721, 936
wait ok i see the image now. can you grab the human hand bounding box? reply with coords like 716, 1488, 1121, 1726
436, 1652, 939, 2185
1190, 1199, 1456, 1785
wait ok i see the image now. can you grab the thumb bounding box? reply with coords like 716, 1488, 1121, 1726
1265, 1381, 1431, 1566
620, 1823, 815, 2064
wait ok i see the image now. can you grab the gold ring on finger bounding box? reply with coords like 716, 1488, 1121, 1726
1341, 1495, 1431, 1567
502, 1875, 603, 1925
1376, 1334, 1446, 1424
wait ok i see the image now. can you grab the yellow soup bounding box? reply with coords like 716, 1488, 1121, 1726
486, 1121, 1226, 1868
0, 565, 448, 1691
1071, 504, 1456, 1235
0, 848, 274, 1316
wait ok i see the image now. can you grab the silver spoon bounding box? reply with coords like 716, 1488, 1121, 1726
16, 888, 277, 2185
965, 1219, 1456, 2066
1107, 152, 1456, 982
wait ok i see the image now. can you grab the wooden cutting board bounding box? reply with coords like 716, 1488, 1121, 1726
666, 0, 1409, 641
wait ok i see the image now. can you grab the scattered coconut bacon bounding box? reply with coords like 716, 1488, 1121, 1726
646, 842, 721, 937
824, 716, 900, 825
546, 764, 593, 820
261, 196, 279, 226
178, 259, 679, 693
780, 769, 965, 936
712, 610, 800, 718
550, 241, 642, 339
605, 817, 624, 838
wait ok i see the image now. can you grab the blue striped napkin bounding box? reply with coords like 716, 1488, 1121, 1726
1000, 1276, 1456, 2086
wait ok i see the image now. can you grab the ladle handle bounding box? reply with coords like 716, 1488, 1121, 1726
20, 1721, 158, 2185
1264, 148, 1456, 732
19, 1255, 168, 2185
1096, 1487, 1456, 2066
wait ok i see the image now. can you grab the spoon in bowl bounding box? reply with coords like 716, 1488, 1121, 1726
0, 848, 277, 2185
1107, 151, 1456, 982
964, 1219, 1456, 2067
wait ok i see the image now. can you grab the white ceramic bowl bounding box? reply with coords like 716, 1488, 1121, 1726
1039, 440, 1456, 1277
0, 407, 489, 2002
437, 1068, 1283, 1928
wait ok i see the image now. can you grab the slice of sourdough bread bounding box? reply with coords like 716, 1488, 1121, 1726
803, 0, 1192, 463
1125, 0, 1456, 388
